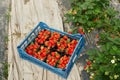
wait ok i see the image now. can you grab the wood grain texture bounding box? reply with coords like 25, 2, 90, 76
8, 0, 81, 80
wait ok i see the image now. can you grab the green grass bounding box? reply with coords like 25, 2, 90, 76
5, 1, 11, 23
2, 62, 9, 79
5, 11, 10, 23
4, 35, 9, 43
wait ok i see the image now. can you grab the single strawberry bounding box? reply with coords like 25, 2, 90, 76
95, 34, 99, 38
87, 61, 91, 66
56, 54, 60, 59
51, 52, 55, 57
41, 52, 47, 57
27, 50, 33, 55
34, 53, 38, 58
78, 27, 83, 33
47, 56, 52, 62
35, 38, 39, 42
80, 31, 85, 35
78, 27, 85, 35
44, 41, 49, 46
63, 35, 68, 40
84, 65, 87, 70
29, 45, 33, 50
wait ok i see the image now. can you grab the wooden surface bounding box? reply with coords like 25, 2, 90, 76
8, 0, 82, 80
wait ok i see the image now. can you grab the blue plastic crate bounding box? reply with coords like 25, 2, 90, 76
17, 22, 85, 79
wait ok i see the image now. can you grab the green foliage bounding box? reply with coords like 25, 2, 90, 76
5, 10, 11, 23
3, 62, 8, 79
65, 0, 120, 80
4, 35, 9, 43
86, 28, 120, 80
87, 41, 120, 80
65, 0, 120, 33
5, 2, 11, 23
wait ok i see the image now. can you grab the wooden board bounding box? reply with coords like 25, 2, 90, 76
8, 0, 81, 80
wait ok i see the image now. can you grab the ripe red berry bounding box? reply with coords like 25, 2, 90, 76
63, 35, 68, 40
84, 65, 87, 70
96, 34, 99, 38
78, 27, 83, 33
80, 31, 85, 35
34, 53, 38, 58
56, 54, 60, 59
51, 52, 55, 57
78, 27, 85, 35
87, 61, 91, 66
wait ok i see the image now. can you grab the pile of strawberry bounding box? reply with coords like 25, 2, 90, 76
25, 29, 78, 69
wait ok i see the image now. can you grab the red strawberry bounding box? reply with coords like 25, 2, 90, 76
58, 64, 62, 68
95, 34, 99, 38
80, 31, 85, 35
78, 27, 83, 32
47, 56, 52, 62
63, 35, 68, 40
27, 50, 33, 55
51, 52, 55, 57
93, 18, 99, 22
46, 31, 51, 35
38, 35, 42, 38
71, 39, 78, 45
35, 38, 39, 42
41, 52, 47, 57
56, 54, 60, 59
34, 53, 38, 58
63, 61, 68, 64
33, 45, 37, 49
84, 65, 87, 70
78, 27, 85, 35
87, 61, 91, 66
38, 55, 45, 61
45, 41, 49, 46
29, 45, 33, 50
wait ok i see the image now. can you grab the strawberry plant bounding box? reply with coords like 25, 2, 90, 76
25, 29, 78, 69
85, 41, 120, 80
65, 0, 120, 33
65, 0, 120, 80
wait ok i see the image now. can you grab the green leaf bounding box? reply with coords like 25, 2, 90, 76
94, 8, 101, 14
110, 49, 115, 54
112, 46, 118, 51
107, 37, 120, 45
106, 43, 111, 50
72, 26, 78, 33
